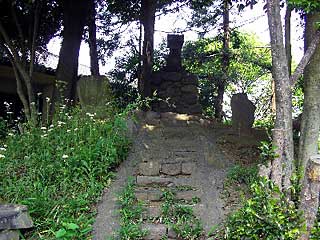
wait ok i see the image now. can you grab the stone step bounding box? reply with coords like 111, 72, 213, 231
135, 188, 163, 202
142, 203, 162, 220
136, 176, 173, 187
175, 190, 201, 202
139, 161, 161, 176
142, 223, 167, 240
160, 162, 196, 175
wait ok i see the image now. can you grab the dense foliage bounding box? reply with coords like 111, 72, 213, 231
222, 179, 304, 240
0, 106, 131, 239
183, 32, 272, 118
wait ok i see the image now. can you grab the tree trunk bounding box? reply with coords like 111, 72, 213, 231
140, 0, 156, 98
285, 5, 292, 76
298, 12, 320, 179
299, 155, 320, 240
215, 0, 230, 121
266, 0, 294, 192
55, 0, 89, 101
88, 0, 100, 76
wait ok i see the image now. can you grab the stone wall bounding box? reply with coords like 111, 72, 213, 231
150, 71, 201, 114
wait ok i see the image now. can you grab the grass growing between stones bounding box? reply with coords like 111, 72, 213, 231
0, 106, 131, 239
113, 178, 147, 240
161, 189, 203, 240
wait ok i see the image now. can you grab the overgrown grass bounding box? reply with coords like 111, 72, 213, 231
0, 105, 131, 239
161, 190, 203, 240
113, 178, 147, 240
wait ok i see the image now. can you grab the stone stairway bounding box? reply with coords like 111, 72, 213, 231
93, 111, 234, 240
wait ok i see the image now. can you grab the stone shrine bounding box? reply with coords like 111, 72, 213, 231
151, 34, 201, 115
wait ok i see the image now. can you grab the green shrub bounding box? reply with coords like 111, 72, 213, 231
226, 165, 258, 186
0, 105, 131, 239
220, 179, 304, 240
0, 117, 7, 139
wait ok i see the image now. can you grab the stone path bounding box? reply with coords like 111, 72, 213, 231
93, 112, 235, 240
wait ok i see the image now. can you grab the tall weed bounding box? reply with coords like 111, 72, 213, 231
0, 105, 131, 239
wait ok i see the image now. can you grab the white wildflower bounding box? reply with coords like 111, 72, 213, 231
37, 92, 42, 96
67, 129, 71, 133
0, 147, 6, 151
46, 97, 51, 102
41, 127, 47, 130
62, 154, 69, 159
0, 154, 5, 159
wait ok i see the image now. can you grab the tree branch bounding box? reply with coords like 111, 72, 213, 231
291, 30, 320, 84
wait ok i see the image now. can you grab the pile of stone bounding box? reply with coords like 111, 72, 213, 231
0, 204, 33, 240
151, 71, 201, 114
150, 34, 201, 115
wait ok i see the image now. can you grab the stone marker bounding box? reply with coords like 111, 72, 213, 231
0, 204, 33, 240
166, 34, 184, 72
231, 93, 256, 135
76, 76, 113, 118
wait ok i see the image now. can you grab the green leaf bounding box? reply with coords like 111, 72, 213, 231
55, 228, 67, 238
65, 223, 79, 230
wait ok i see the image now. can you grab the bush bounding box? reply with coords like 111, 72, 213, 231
220, 179, 304, 240
0, 105, 131, 239
0, 117, 7, 139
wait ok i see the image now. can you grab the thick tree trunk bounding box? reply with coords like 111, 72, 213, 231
140, 0, 156, 98
88, 0, 100, 76
299, 155, 320, 240
285, 5, 292, 76
55, 0, 89, 101
267, 0, 294, 191
215, 0, 230, 121
298, 12, 320, 179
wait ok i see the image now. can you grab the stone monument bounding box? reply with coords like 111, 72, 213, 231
151, 34, 201, 115
231, 93, 255, 135
76, 76, 114, 118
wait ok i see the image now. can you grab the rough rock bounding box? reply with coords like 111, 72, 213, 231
231, 93, 256, 135
139, 162, 160, 176
136, 176, 173, 186
142, 224, 167, 240
0, 204, 33, 230
135, 189, 162, 202
161, 163, 181, 176
0, 230, 19, 240
182, 162, 196, 175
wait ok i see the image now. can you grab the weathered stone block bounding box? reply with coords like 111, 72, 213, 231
167, 228, 177, 239
231, 93, 256, 135
76, 76, 114, 118
142, 224, 167, 240
139, 162, 160, 176
0, 205, 33, 230
181, 85, 198, 94
176, 190, 201, 201
162, 72, 182, 82
0, 230, 19, 240
135, 189, 162, 202
182, 74, 198, 85
143, 204, 162, 219
136, 176, 173, 186
161, 163, 181, 176
181, 162, 196, 175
